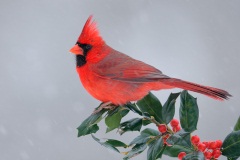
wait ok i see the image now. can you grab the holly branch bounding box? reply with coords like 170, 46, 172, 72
77, 90, 240, 160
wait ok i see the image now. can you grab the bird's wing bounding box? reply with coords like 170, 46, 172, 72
92, 51, 170, 82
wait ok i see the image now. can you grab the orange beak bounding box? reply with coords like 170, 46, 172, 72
69, 44, 83, 55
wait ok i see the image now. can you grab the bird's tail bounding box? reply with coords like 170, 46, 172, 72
162, 78, 232, 100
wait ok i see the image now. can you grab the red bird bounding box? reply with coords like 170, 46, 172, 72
70, 16, 231, 107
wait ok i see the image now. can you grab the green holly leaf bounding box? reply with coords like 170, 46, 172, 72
162, 92, 180, 124
119, 118, 143, 135
141, 128, 160, 137
129, 134, 150, 146
234, 116, 240, 131
179, 90, 199, 133
124, 103, 142, 116
91, 135, 126, 153
147, 137, 165, 160
166, 129, 192, 148
77, 109, 106, 137
105, 111, 122, 133
105, 107, 129, 133
142, 119, 152, 126
129, 128, 160, 146
120, 109, 130, 118
183, 151, 205, 160
123, 143, 147, 160
137, 92, 164, 123
164, 130, 193, 157
125, 128, 161, 160
222, 130, 240, 159
105, 139, 128, 148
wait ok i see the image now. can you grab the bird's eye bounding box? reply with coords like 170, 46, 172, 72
85, 44, 92, 50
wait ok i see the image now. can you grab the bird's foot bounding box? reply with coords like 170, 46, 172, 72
92, 102, 117, 114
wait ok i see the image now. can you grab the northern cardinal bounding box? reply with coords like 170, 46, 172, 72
70, 16, 231, 106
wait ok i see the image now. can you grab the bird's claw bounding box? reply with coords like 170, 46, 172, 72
92, 102, 117, 114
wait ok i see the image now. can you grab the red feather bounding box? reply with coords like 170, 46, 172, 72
77, 15, 104, 47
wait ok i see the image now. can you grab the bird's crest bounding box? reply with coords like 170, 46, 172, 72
77, 15, 104, 46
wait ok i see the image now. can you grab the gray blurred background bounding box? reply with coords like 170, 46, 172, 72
0, 0, 240, 160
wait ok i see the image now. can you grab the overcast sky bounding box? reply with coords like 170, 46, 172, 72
0, 0, 240, 160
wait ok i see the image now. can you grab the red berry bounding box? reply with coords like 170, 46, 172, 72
197, 142, 206, 152
202, 141, 209, 148
170, 118, 179, 127
212, 149, 221, 158
215, 140, 223, 148
158, 124, 167, 133
173, 125, 181, 133
176, 125, 181, 131
204, 151, 212, 159
209, 141, 217, 149
178, 152, 186, 160
191, 135, 200, 145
